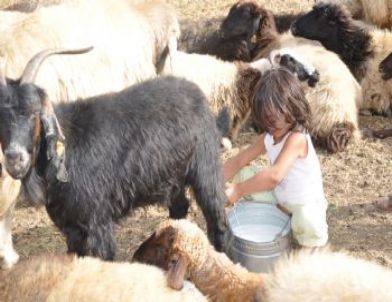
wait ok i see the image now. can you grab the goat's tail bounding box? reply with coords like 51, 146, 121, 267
187, 121, 227, 252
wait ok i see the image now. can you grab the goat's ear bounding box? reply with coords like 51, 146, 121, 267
40, 96, 68, 182
167, 254, 189, 290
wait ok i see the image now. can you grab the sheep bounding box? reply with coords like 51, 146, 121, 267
291, 2, 392, 116
134, 219, 263, 302
219, 1, 362, 153
133, 219, 392, 302
318, 0, 392, 29
0, 0, 180, 268
0, 0, 179, 102
178, 1, 305, 62
161, 37, 320, 143
0, 254, 207, 302
0, 48, 227, 260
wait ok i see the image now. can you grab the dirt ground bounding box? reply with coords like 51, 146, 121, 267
3, 0, 392, 268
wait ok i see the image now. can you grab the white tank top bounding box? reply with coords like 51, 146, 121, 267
264, 132, 326, 206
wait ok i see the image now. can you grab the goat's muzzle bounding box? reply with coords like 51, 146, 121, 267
4, 145, 31, 179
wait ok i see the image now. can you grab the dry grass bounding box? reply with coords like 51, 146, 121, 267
2, 0, 392, 269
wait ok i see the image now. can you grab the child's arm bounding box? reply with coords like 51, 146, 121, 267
226, 132, 307, 205
223, 134, 266, 181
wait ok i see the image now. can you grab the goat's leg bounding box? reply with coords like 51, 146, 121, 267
189, 144, 227, 252
169, 189, 190, 219
0, 204, 19, 269
63, 225, 89, 257
87, 222, 116, 261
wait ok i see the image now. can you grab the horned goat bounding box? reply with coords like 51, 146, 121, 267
0, 0, 180, 268
292, 2, 392, 116
134, 219, 392, 302
0, 48, 227, 260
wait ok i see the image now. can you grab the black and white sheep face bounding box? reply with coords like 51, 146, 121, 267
291, 4, 341, 52
0, 84, 42, 179
220, 2, 262, 40
380, 53, 392, 81
270, 49, 320, 87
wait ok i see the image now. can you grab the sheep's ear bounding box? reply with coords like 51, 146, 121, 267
167, 255, 189, 290
40, 96, 68, 182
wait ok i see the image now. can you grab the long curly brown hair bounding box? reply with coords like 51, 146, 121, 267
251, 67, 311, 133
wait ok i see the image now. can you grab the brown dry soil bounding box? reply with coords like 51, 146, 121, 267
2, 0, 392, 268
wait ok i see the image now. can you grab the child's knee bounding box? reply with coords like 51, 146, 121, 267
291, 205, 328, 247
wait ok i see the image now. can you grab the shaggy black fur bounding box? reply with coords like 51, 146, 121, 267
291, 3, 373, 81
380, 52, 392, 81
0, 76, 227, 260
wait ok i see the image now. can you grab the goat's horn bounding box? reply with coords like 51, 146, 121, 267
20, 46, 94, 85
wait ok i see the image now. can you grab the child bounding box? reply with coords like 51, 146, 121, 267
224, 67, 328, 248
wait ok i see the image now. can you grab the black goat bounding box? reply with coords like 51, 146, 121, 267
0, 48, 227, 260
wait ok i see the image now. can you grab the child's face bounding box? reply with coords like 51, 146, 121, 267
268, 118, 292, 139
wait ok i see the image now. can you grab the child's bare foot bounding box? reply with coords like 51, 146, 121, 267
373, 195, 392, 211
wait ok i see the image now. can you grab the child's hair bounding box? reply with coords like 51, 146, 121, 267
251, 67, 311, 133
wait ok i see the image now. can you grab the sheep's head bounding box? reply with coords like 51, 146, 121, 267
271, 49, 320, 87
0, 47, 92, 181
380, 52, 392, 81
133, 219, 210, 290
220, 1, 265, 39
291, 3, 351, 52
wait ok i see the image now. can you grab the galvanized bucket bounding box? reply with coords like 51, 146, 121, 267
227, 201, 292, 273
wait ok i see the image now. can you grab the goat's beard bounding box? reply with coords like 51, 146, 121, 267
21, 166, 47, 206
20, 143, 47, 206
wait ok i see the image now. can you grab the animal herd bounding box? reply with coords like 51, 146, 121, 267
0, 0, 391, 301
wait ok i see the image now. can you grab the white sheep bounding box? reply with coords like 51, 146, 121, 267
292, 2, 392, 116
133, 219, 392, 302
0, 0, 180, 269
1, 0, 179, 102
161, 37, 320, 143
0, 254, 207, 302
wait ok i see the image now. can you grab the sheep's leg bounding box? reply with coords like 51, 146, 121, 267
316, 122, 355, 153
169, 189, 190, 219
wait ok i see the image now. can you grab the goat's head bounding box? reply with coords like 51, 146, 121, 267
291, 3, 351, 52
133, 219, 209, 290
0, 47, 92, 181
379, 52, 392, 81
221, 1, 274, 41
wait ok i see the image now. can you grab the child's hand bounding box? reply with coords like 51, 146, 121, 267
225, 182, 241, 207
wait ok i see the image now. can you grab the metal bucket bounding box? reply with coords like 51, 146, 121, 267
227, 201, 292, 273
